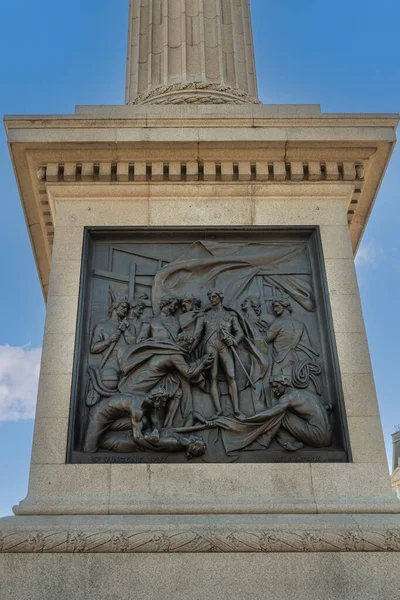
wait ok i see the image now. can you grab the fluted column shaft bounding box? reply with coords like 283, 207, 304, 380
125, 0, 259, 105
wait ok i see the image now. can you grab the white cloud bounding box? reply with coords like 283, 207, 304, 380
0, 345, 42, 421
355, 240, 384, 267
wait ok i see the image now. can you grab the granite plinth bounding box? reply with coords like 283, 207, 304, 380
1, 514, 400, 600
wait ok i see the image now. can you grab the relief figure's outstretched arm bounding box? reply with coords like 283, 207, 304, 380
171, 354, 214, 382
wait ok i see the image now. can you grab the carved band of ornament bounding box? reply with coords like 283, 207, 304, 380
36, 162, 365, 185
1, 526, 400, 553
128, 82, 261, 106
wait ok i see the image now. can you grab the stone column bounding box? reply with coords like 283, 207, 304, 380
125, 0, 259, 104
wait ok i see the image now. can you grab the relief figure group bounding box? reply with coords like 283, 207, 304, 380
84, 282, 332, 461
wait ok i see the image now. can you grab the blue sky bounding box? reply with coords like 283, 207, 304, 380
0, 0, 399, 517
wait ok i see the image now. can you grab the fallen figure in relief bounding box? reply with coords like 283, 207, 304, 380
84, 373, 332, 459
84, 386, 207, 460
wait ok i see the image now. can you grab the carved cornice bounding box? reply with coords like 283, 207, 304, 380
2, 524, 400, 553
129, 82, 261, 106
37, 159, 364, 187
36, 159, 364, 249
7, 108, 395, 301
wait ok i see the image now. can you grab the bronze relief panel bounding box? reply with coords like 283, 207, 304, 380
67, 228, 351, 464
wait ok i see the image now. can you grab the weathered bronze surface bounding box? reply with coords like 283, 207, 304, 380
68, 228, 350, 463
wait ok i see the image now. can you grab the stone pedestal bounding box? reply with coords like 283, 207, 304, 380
2, 103, 400, 599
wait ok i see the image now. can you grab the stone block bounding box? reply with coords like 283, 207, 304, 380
319, 225, 354, 259
149, 197, 252, 226
151, 162, 164, 181
221, 161, 234, 181
149, 463, 313, 499
63, 163, 77, 182
44, 295, 79, 335
308, 161, 322, 181
273, 161, 286, 181
51, 227, 84, 262
35, 373, 73, 420
254, 198, 347, 227
134, 162, 147, 181
347, 417, 387, 464
31, 418, 69, 465
325, 162, 339, 180
186, 161, 198, 181
81, 162, 94, 182
46, 163, 59, 183
116, 162, 130, 182
343, 162, 356, 181
55, 200, 149, 227
291, 161, 304, 181
324, 258, 360, 296
15, 464, 111, 515
335, 332, 373, 374
238, 161, 251, 181
40, 333, 75, 375
203, 161, 216, 181
311, 463, 393, 503
48, 260, 81, 297
168, 161, 181, 181
255, 161, 269, 180
329, 293, 366, 334
1, 551, 400, 600
341, 373, 380, 417
99, 162, 112, 182
109, 464, 314, 514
